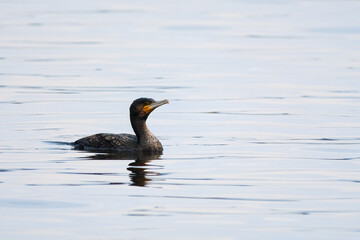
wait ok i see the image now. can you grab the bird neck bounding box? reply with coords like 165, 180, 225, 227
131, 119, 155, 143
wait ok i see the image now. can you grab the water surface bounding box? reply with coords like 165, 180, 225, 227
1, 1, 360, 239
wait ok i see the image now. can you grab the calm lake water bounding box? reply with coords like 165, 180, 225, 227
1, 0, 360, 239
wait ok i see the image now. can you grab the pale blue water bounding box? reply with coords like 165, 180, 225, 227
1, 1, 360, 239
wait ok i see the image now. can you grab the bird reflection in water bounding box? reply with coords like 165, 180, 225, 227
86, 151, 162, 187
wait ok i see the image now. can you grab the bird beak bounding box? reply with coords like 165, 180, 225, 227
144, 99, 169, 114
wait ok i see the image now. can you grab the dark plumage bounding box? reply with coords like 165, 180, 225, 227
73, 98, 169, 153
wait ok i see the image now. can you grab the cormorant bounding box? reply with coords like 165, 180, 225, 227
73, 98, 169, 153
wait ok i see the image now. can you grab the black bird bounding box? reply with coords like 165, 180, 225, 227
73, 98, 169, 153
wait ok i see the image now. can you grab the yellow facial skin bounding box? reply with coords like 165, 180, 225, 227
143, 104, 152, 114
143, 99, 169, 114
